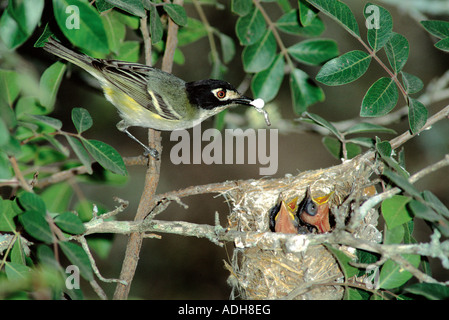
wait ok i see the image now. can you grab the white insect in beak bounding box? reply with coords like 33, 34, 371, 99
250, 98, 271, 126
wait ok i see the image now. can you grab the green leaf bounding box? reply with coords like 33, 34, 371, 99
251, 54, 285, 102
75, 200, 97, 222
401, 72, 423, 94
290, 68, 324, 114
164, 4, 187, 27
86, 235, 113, 260
376, 138, 411, 178
217, 32, 236, 64
364, 3, 393, 52
18, 192, 46, 214
347, 137, 374, 148
325, 245, 359, 279
408, 200, 442, 222
420, 20, 449, 39
28, 115, 63, 130
383, 169, 421, 199
306, 0, 360, 38
384, 33, 409, 73
299, 0, 318, 27
96, 0, 114, 12
376, 139, 392, 158
0, 0, 44, 49
306, 112, 340, 138
0, 200, 17, 232
59, 241, 93, 281
276, 9, 325, 37
11, 236, 25, 265
402, 221, 415, 244
34, 23, 53, 48
115, 41, 140, 62
5, 262, 32, 281
408, 98, 428, 134
345, 123, 396, 135
39, 61, 66, 111
422, 190, 449, 219
52, 0, 109, 54
0, 69, 20, 106
54, 212, 86, 235
71, 108, 93, 134
43, 133, 70, 157
0, 118, 10, 147
104, 0, 145, 17
65, 135, 93, 174
434, 37, 449, 52
81, 139, 127, 176
102, 11, 126, 54
177, 18, 207, 46
231, 0, 253, 16
19, 210, 53, 244
41, 182, 73, 214
360, 77, 399, 117
316, 50, 371, 86
381, 195, 413, 230
37, 244, 60, 269
322, 136, 362, 160
378, 254, 420, 289
322, 136, 341, 159
288, 39, 338, 65
242, 30, 277, 73
15, 97, 46, 120
149, 5, 163, 44
235, 7, 266, 45
404, 283, 449, 300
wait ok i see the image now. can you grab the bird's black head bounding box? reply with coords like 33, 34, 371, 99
185, 79, 253, 110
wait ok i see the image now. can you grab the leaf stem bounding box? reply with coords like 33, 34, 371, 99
192, 0, 220, 67
355, 36, 408, 102
253, 0, 295, 72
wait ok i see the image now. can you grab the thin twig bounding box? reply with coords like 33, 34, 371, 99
140, 14, 152, 67
77, 236, 128, 286
9, 156, 32, 192
253, 0, 294, 71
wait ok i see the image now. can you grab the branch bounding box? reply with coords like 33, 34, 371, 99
82, 217, 449, 278
113, 2, 181, 300
389, 104, 449, 150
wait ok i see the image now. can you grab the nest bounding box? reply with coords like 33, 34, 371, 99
223, 154, 382, 300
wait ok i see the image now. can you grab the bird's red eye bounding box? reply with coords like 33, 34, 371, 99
216, 90, 226, 99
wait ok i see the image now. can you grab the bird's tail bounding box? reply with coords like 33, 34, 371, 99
43, 38, 97, 74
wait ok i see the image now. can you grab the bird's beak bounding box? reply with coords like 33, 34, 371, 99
233, 96, 255, 106
274, 201, 299, 234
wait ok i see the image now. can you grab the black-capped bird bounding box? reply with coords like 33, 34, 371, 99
41, 37, 269, 159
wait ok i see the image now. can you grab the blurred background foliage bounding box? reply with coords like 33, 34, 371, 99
1, 0, 448, 299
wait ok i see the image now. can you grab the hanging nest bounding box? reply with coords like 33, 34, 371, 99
222, 154, 383, 300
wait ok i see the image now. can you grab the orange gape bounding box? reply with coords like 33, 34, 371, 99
298, 193, 333, 233
274, 201, 299, 234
